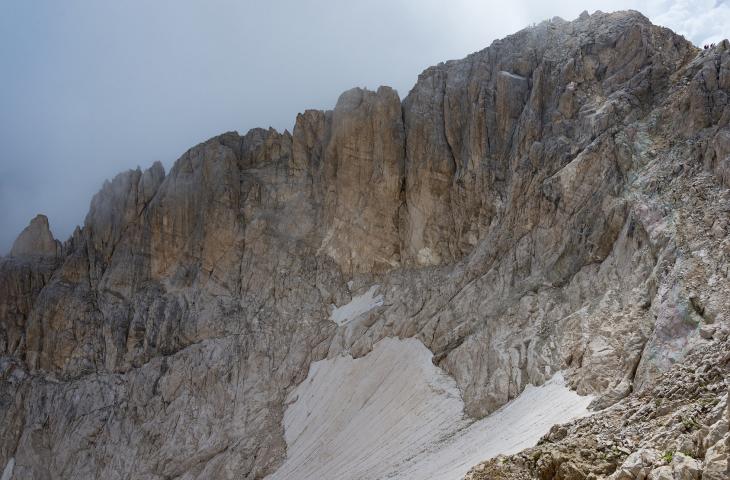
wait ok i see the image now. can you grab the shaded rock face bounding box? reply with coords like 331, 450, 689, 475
9, 215, 59, 258
1, 9, 730, 480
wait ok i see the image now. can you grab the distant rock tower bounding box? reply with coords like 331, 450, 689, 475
10, 214, 60, 257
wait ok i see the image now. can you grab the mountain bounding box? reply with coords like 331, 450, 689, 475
1, 9, 728, 480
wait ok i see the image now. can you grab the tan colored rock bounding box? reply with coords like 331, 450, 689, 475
2, 9, 730, 480
671, 452, 702, 480
319, 86, 405, 274
701, 435, 728, 480
611, 448, 661, 479
648, 465, 674, 480
9, 215, 59, 258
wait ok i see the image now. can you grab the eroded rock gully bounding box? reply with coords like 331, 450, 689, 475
1, 10, 729, 480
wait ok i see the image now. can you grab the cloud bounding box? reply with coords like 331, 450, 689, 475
0, 1, 727, 253
647, 0, 730, 45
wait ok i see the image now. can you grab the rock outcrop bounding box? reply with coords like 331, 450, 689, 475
9, 215, 59, 258
465, 338, 730, 480
1, 9, 730, 480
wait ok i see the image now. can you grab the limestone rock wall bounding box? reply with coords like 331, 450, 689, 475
1, 9, 730, 480
9, 215, 60, 259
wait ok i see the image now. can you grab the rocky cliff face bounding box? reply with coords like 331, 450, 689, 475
1, 9, 729, 480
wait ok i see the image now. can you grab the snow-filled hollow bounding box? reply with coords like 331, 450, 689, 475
329, 285, 384, 325
266, 337, 594, 480
1, 458, 14, 480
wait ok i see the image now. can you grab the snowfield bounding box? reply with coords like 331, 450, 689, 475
329, 285, 384, 325
1, 458, 14, 480
267, 337, 593, 480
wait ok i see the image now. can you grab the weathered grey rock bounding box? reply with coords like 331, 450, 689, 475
671, 452, 702, 480
466, 339, 729, 480
701, 434, 728, 480
1, 9, 730, 480
611, 448, 660, 479
9, 215, 59, 258
648, 466, 674, 480
700, 324, 717, 340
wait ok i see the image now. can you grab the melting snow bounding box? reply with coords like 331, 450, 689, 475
498, 70, 527, 81
329, 285, 384, 325
267, 337, 593, 480
1, 458, 14, 480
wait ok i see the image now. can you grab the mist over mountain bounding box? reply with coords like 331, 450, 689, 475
3, 1, 730, 255
1, 8, 729, 480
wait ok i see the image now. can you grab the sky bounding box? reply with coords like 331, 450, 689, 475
1, 0, 729, 253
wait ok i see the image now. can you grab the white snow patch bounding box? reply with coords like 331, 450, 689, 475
498, 70, 527, 81
267, 337, 593, 480
329, 285, 383, 325
1, 458, 14, 480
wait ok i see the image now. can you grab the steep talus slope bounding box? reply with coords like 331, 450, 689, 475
1, 10, 729, 479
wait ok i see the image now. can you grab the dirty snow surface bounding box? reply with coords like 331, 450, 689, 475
266, 337, 593, 480
329, 285, 384, 325
1, 458, 14, 480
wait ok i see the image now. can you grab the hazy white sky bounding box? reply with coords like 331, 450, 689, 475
1, 1, 728, 252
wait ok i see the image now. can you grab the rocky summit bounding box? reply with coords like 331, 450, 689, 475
1, 9, 729, 480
